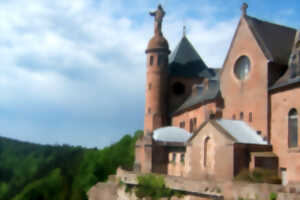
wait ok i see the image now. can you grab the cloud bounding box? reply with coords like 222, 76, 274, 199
0, 0, 248, 148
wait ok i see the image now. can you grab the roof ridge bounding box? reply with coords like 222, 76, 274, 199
245, 15, 297, 65
169, 35, 203, 64
245, 15, 273, 61
246, 15, 297, 31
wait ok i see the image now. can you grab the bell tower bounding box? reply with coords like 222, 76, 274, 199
134, 5, 170, 173
144, 4, 170, 135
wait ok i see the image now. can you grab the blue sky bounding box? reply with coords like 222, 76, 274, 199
0, 0, 299, 148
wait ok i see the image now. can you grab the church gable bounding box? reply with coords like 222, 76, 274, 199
187, 120, 235, 147
219, 15, 271, 138
221, 16, 268, 82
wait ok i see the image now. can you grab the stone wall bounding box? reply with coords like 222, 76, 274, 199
185, 122, 234, 181
172, 102, 217, 133
270, 84, 300, 184
114, 168, 300, 200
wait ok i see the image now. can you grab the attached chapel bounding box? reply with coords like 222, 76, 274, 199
135, 3, 300, 185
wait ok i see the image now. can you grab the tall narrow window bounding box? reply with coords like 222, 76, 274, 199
180, 153, 185, 163
149, 56, 154, 66
179, 121, 185, 128
204, 137, 211, 168
148, 83, 152, 90
232, 114, 236, 120
288, 108, 298, 148
148, 107, 151, 114
193, 118, 197, 129
240, 112, 244, 120
189, 118, 197, 132
249, 112, 253, 122
172, 153, 176, 162
190, 119, 193, 132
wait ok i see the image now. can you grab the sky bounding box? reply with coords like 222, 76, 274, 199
0, 0, 299, 148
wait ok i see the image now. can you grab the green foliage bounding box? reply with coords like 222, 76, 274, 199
270, 192, 277, 200
0, 130, 142, 200
135, 174, 184, 200
13, 168, 64, 200
235, 168, 281, 184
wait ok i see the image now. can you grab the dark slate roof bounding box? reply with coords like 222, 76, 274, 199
173, 80, 221, 115
168, 36, 215, 78
269, 76, 300, 91
269, 31, 300, 91
245, 16, 296, 65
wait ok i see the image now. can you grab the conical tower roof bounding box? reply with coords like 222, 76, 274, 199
168, 35, 214, 78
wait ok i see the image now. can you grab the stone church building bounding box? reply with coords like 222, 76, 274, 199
135, 3, 300, 185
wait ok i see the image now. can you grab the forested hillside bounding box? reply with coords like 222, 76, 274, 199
0, 130, 142, 200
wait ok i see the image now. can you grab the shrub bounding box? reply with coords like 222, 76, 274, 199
235, 168, 281, 184
270, 192, 277, 200
135, 174, 184, 200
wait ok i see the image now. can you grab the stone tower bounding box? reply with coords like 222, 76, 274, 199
135, 5, 170, 173
144, 4, 170, 135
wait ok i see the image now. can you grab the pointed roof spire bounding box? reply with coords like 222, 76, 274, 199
168, 36, 214, 78
183, 25, 186, 37
241, 2, 248, 16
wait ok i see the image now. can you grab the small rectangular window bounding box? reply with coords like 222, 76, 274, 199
149, 56, 154, 66
148, 83, 152, 90
148, 107, 151, 114
240, 112, 244, 120
172, 153, 176, 162
249, 112, 253, 122
180, 153, 185, 163
233, 114, 236, 120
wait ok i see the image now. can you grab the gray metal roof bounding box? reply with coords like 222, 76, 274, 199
245, 16, 296, 65
168, 36, 215, 78
173, 79, 221, 115
216, 119, 267, 145
153, 126, 191, 143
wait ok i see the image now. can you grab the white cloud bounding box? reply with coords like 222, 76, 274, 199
0, 0, 239, 147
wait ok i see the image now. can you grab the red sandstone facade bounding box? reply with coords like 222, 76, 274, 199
135, 3, 300, 185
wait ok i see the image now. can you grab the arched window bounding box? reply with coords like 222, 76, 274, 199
172, 82, 185, 96
204, 137, 211, 168
288, 108, 298, 148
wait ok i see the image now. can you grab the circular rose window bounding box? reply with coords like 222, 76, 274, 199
234, 56, 251, 80
172, 82, 185, 96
